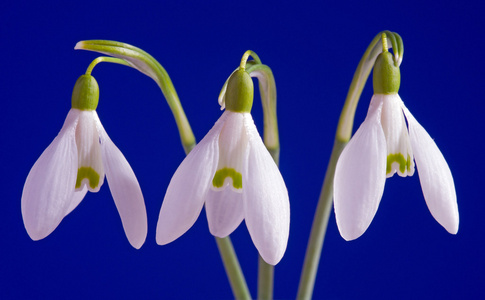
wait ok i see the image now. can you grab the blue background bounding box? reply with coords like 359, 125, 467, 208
1, 1, 483, 299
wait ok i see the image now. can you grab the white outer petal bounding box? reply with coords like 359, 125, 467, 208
334, 96, 387, 241
96, 115, 147, 249
65, 187, 88, 217
402, 105, 459, 234
21, 109, 82, 240
156, 113, 228, 245
205, 188, 244, 238
243, 114, 289, 265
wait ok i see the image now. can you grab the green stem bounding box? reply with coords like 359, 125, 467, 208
75, 40, 196, 153
240, 50, 262, 69
247, 63, 279, 157
258, 255, 274, 300
297, 31, 404, 299
337, 30, 403, 141
85, 57, 130, 75
216, 237, 252, 300
296, 139, 346, 300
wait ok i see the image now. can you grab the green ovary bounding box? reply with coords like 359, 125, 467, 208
212, 168, 243, 189
76, 167, 100, 189
386, 153, 412, 175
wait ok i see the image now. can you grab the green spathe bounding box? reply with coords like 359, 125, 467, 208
225, 69, 253, 113
71, 75, 99, 110
212, 167, 243, 189
76, 167, 101, 189
386, 153, 412, 175
373, 52, 400, 94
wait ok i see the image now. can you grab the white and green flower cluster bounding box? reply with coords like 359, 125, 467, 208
21, 33, 460, 293
333, 34, 458, 240
21, 47, 289, 266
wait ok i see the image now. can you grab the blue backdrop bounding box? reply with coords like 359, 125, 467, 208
2, 1, 483, 299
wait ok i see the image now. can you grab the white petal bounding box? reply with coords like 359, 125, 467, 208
65, 187, 88, 217
402, 105, 459, 234
156, 113, 228, 245
243, 115, 289, 265
334, 96, 387, 241
21, 109, 82, 240
97, 118, 147, 249
75, 111, 105, 192
205, 188, 244, 237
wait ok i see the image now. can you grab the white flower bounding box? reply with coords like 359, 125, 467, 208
334, 93, 459, 240
22, 75, 147, 249
156, 70, 289, 265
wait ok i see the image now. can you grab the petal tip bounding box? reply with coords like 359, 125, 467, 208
155, 221, 181, 246
208, 226, 229, 239
25, 228, 48, 242
155, 233, 174, 246
74, 41, 83, 50
444, 219, 459, 235
338, 226, 364, 241
260, 249, 284, 266
128, 231, 147, 249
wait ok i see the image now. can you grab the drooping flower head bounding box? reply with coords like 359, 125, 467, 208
22, 74, 147, 249
156, 68, 290, 265
333, 43, 459, 241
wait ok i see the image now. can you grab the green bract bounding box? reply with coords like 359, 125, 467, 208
373, 52, 400, 94
71, 74, 99, 110
225, 69, 253, 113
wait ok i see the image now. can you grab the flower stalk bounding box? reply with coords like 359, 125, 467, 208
75, 40, 196, 153
218, 51, 282, 299
85, 57, 131, 75
75, 41, 249, 299
297, 31, 403, 299
216, 237, 251, 300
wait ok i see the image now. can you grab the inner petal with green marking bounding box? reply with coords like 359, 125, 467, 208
212, 167, 243, 190
386, 153, 413, 177
75, 111, 105, 192
380, 94, 415, 178
76, 167, 101, 190
211, 111, 249, 192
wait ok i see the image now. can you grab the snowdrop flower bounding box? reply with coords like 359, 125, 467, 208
334, 50, 459, 241
156, 69, 290, 265
22, 74, 147, 249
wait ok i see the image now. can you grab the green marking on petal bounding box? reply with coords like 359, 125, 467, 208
386, 153, 412, 175
75, 167, 100, 189
212, 168, 243, 189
